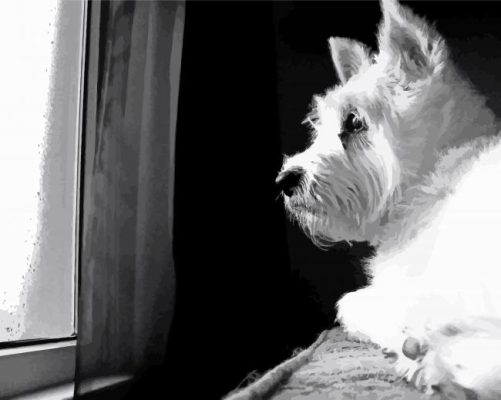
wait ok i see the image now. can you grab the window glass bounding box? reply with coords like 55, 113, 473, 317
0, 0, 84, 341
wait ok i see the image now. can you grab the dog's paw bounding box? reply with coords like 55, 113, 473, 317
395, 334, 477, 400
394, 355, 430, 392
411, 351, 476, 400
385, 333, 435, 394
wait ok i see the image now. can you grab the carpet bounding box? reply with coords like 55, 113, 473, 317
223, 327, 436, 400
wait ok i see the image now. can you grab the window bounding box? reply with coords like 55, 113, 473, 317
0, 0, 85, 396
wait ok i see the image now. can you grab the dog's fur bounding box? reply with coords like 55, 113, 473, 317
277, 1, 501, 398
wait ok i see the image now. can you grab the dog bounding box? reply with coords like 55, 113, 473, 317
276, 0, 501, 398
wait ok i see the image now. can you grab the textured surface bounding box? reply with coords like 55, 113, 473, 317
270, 328, 430, 400
225, 327, 432, 400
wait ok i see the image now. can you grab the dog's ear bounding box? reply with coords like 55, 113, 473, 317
329, 37, 372, 84
377, 0, 446, 79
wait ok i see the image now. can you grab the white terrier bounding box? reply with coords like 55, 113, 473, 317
277, 0, 501, 398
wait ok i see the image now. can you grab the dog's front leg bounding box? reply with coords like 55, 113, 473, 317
336, 286, 408, 351
336, 286, 432, 389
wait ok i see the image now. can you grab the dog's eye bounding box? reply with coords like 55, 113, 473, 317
339, 112, 366, 149
344, 112, 364, 134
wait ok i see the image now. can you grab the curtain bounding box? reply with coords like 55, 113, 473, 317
162, 3, 303, 398
75, 1, 184, 397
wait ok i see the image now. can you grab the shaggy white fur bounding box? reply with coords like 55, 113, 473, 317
277, 0, 501, 398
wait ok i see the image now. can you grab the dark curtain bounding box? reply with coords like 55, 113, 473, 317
75, 1, 184, 397
164, 2, 310, 399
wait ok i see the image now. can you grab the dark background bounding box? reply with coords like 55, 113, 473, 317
129, 2, 501, 399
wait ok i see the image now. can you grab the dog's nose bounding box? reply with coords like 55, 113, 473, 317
276, 168, 304, 197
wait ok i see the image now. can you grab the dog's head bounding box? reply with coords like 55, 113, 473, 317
277, 0, 451, 246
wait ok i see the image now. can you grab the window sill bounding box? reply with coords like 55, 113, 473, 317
12, 374, 133, 400
0, 339, 76, 398
0, 338, 134, 399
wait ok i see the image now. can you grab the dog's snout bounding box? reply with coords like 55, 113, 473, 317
276, 168, 304, 197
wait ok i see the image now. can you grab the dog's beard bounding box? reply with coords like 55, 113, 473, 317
285, 145, 399, 247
